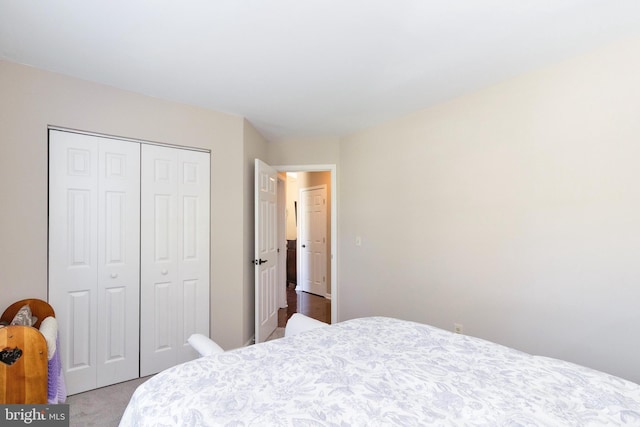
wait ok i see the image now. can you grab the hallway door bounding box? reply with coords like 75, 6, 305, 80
299, 185, 327, 297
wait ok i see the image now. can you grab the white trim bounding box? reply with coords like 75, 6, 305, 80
273, 164, 338, 324
47, 125, 210, 153
277, 175, 288, 309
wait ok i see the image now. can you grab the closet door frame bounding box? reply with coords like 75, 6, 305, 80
49, 127, 211, 391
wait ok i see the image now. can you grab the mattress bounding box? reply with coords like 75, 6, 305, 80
120, 317, 640, 426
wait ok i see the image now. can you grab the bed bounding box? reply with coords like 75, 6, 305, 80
120, 317, 640, 426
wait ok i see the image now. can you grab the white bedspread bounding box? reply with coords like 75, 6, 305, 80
120, 317, 640, 426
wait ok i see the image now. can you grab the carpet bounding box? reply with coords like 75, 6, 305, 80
66, 376, 151, 427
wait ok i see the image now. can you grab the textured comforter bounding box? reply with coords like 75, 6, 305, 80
120, 317, 640, 426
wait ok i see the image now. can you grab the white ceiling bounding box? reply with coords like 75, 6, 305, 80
1, 1, 639, 141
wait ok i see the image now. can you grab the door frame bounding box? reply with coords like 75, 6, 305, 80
277, 175, 288, 309
273, 164, 338, 324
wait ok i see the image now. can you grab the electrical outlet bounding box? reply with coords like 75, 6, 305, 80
454, 323, 463, 334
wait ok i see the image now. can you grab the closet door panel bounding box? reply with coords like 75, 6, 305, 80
96, 138, 140, 388
140, 145, 210, 375
103, 287, 126, 358
177, 150, 210, 363
182, 279, 198, 342
153, 282, 173, 351
140, 144, 179, 376
50, 131, 140, 394
68, 290, 92, 369
49, 131, 99, 395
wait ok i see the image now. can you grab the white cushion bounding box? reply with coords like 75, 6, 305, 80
187, 334, 224, 357
284, 313, 328, 337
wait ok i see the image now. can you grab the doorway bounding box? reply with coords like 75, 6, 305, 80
255, 161, 337, 342
275, 164, 337, 326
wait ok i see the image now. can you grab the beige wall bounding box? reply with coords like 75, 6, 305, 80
338, 37, 640, 383
0, 60, 250, 350
267, 136, 340, 166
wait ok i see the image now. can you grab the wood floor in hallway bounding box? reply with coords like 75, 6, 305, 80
278, 283, 331, 327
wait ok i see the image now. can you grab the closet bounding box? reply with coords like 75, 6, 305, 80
48, 129, 210, 395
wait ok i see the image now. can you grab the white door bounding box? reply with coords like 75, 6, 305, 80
175, 149, 210, 363
96, 137, 141, 388
254, 159, 278, 343
49, 130, 140, 395
299, 186, 327, 297
140, 144, 210, 376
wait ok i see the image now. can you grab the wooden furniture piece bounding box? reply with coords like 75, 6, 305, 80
0, 299, 55, 404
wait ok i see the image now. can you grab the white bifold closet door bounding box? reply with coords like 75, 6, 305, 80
49, 130, 210, 394
49, 130, 140, 395
140, 144, 210, 376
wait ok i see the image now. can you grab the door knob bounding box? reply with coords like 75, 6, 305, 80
161, 269, 168, 275
253, 259, 268, 265
110, 273, 118, 279
301, 244, 306, 248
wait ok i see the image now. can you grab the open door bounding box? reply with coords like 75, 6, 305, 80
254, 159, 279, 343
